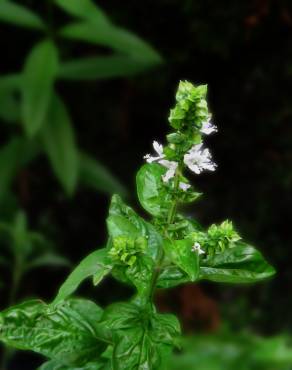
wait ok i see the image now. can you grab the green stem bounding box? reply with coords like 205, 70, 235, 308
148, 165, 182, 304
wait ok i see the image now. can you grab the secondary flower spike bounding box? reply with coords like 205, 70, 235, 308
184, 143, 217, 175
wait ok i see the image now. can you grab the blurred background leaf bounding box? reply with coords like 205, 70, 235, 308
0, 1, 45, 30
21, 40, 59, 138
40, 94, 78, 196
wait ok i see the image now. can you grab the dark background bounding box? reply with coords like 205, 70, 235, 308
0, 0, 292, 367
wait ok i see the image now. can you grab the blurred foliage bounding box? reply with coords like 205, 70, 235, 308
0, 0, 161, 199
170, 331, 292, 370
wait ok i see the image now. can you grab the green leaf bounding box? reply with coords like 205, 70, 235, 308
0, 74, 22, 122
54, 0, 109, 26
0, 299, 107, 366
39, 94, 78, 195
22, 40, 59, 137
53, 248, 111, 305
60, 21, 162, 64
199, 243, 276, 283
0, 1, 45, 30
79, 152, 127, 197
136, 163, 172, 217
100, 303, 180, 370
58, 55, 154, 80
108, 194, 163, 260
157, 265, 189, 289
163, 239, 199, 282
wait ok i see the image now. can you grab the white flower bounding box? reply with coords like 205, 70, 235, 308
144, 141, 165, 163
200, 117, 217, 135
191, 242, 205, 255
159, 160, 178, 183
184, 143, 216, 174
179, 182, 191, 191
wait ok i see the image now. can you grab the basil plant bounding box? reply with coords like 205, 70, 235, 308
0, 81, 275, 370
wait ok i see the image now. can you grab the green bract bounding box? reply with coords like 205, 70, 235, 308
0, 81, 275, 369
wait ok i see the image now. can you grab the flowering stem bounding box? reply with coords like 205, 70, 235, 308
148, 167, 182, 305
167, 165, 181, 224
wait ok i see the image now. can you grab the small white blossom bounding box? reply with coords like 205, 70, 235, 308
191, 242, 205, 255
179, 182, 191, 191
159, 160, 178, 183
200, 117, 217, 135
144, 141, 165, 163
184, 143, 216, 175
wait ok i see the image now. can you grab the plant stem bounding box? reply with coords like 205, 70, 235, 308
148, 165, 182, 304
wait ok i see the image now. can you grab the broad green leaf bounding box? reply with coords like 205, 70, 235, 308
157, 265, 189, 289
54, 0, 109, 26
0, 1, 45, 29
79, 151, 127, 198
60, 21, 162, 64
107, 214, 139, 239
0, 299, 107, 366
199, 243, 276, 283
53, 248, 111, 305
163, 239, 199, 282
40, 94, 78, 195
108, 195, 163, 260
0, 74, 22, 122
136, 163, 172, 217
22, 40, 59, 137
100, 302, 180, 370
59, 55, 153, 80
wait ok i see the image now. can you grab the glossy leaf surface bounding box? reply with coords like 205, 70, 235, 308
53, 248, 111, 305
136, 163, 171, 217
199, 243, 275, 283
163, 239, 199, 282
0, 299, 106, 366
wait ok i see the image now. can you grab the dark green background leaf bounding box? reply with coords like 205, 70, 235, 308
0, 1, 45, 30
40, 94, 78, 195
79, 152, 127, 198
22, 40, 59, 137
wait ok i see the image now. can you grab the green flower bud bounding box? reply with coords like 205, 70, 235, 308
109, 235, 147, 266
